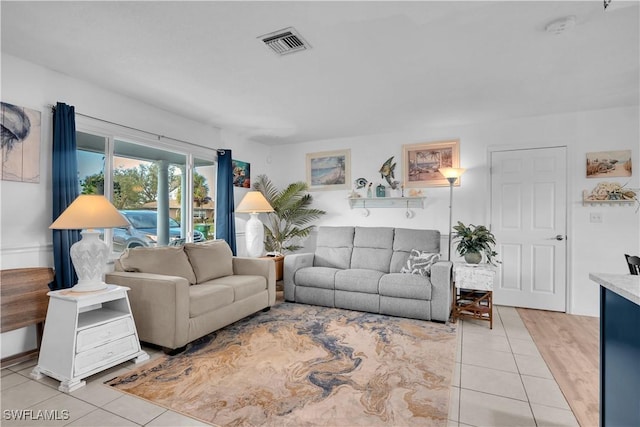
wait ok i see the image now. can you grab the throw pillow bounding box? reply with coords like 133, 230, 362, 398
400, 250, 440, 276
119, 246, 197, 284
183, 239, 234, 284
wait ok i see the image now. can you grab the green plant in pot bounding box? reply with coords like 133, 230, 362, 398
253, 174, 326, 255
452, 221, 500, 266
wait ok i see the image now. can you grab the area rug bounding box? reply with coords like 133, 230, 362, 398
107, 303, 457, 426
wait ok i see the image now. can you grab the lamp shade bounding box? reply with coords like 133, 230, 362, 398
236, 191, 274, 213
438, 168, 466, 179
50, 195, 128, 230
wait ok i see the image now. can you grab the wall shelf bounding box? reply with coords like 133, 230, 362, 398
348, 197, 425, 210
582, 190, 637, 207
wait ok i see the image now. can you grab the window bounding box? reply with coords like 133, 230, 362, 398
76, 123, 216, 256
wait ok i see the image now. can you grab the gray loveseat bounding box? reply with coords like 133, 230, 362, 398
284, 226, 452, 322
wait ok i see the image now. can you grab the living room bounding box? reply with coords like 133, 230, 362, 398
1, 1, 639, 426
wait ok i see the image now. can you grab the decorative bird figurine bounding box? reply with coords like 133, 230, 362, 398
379, 156, 397, 188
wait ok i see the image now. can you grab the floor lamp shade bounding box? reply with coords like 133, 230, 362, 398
236, 191, 274, 257
50, 195, 129, 292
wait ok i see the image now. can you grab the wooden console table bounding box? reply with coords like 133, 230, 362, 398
1, 267, 54, 367
451, 263, 495, 329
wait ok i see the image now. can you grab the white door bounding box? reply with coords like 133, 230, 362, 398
490, 146, 567, 311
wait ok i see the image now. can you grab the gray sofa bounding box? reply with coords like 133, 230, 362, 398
105, 240, 275, 351
284, 226, 452, 322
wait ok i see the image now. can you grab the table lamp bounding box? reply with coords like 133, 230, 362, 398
236, 191, 274, 257
50, 195, 129, 292
439, 167, 466, 261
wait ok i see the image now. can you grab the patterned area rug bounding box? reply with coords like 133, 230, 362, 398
108, 303, 457, 426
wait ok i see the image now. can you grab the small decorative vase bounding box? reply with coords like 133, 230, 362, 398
464, 252, 482, 264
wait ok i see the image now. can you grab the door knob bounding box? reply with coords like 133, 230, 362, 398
554, 234, 565, 241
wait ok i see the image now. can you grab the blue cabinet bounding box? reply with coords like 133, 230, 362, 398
600, 286, 640, 427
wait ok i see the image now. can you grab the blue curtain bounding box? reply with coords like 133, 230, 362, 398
50, 102, 79, 290
215, 149, 237, 255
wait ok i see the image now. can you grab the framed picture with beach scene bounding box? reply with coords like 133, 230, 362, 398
306, 149, 351, 191
586, 150, 632, 178
403, 140, 460, 187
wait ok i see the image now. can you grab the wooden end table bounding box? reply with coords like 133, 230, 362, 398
452, 263, 495, 329
260, 255, 284, 282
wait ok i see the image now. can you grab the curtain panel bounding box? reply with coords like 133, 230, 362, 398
50, 102, 79, 290
215, 149, 237, 255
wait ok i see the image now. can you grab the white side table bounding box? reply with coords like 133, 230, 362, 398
31, 285, 148, 392
452, 263, 496, 329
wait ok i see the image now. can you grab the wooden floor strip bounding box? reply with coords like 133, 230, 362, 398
517, 308, 599, 427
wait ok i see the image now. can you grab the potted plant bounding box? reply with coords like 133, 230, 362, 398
253, 174, 326, 255
452, 221, 500, 266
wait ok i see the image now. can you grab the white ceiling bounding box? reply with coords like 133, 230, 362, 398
2, 1, 638, 145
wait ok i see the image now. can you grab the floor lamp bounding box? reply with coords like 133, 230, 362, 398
439, 168, 466, 261
236, 191, 274, 257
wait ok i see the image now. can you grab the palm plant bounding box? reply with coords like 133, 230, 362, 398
252, 174, 326, 255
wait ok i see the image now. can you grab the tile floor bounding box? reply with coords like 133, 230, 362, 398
1, 305, 580, 427
448, 305, 579, 427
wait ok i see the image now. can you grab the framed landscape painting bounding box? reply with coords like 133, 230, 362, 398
403, 140, 460, 187
306, 149, 351, 191
586, 150, 632, 178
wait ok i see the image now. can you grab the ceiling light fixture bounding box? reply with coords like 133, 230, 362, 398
545, 16, 576, 35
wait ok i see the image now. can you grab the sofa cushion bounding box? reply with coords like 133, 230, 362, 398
354, 226, 395, 248
119, 246, 197, 285
400, 250, 440, 276
184, 240, 234, 284
390, 228, 441, 273
207, 275, 267, 301
393, 228, 441, 252
335, 269, 384, 294
379, 273, 432, 300
295, 267, 339, 289
317, 226, 355, 247
314, 226, 355, 269
188, 284, 234, 317
351, 247, 393, 273
350, 227, 394, 272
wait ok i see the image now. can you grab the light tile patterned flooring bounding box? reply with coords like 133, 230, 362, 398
449, 305, 579, 427
1, 305, 580, 427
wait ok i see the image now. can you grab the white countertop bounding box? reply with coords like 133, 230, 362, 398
589, 273, 640, 306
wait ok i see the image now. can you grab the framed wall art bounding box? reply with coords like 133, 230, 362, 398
586, 150, 632, 178
1, 102, 41, 183
403, 140, 460, 187
232, 159, 251, 188
306, 149, 351, 191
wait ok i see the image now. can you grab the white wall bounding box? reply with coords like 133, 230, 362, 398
268, 106, 640, 317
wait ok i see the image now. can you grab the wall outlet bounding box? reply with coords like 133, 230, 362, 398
590, 212, 603, 223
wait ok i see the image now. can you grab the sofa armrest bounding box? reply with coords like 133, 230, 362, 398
104, 271, 190, 349
430, 261, 453, 322
232, 257, 276, 306
283, 252, 315, 301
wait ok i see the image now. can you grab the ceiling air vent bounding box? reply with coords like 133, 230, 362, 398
259, 27, 310, 56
